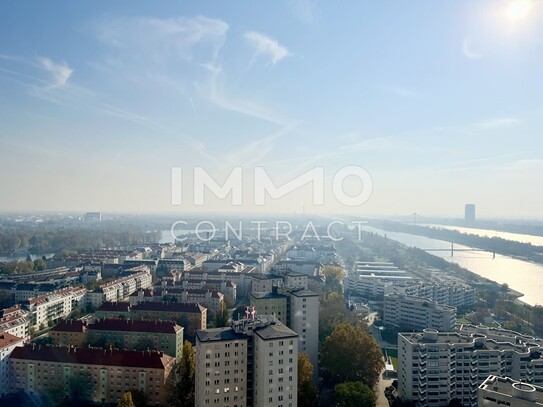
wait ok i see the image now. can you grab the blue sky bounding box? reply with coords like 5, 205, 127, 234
1, 0, 542, 217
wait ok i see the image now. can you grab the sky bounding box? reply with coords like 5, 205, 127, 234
1, 0, 543, 218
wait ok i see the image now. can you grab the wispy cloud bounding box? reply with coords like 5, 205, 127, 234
202, 65, 295, 125
96, 15, 228, 65
37, 57, 73, 88
244, 31, 291, 64
462, 36, 483, 60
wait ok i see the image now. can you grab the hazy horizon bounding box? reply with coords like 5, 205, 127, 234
2, 1, 543, 218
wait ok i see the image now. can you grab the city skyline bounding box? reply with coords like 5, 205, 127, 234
1, 1, 543, 217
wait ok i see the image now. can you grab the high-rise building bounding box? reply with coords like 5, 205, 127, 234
398, 325, 543, 407
465, 204, 476, 224
195, 312, 298, 407
478, 376, 543, 407
83, 212, 102, 222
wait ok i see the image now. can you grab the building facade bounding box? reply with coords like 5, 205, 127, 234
195, 314, 298, 407
398, 325, 543, 407
383, 294, 457, 332
9, 345, 174, 405
478, 375, 543, 407
0, 332, 24, 397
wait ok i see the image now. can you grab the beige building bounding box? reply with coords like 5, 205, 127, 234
250, 291, 288, 323
0, 332, 24, 397
0, 305, 31, 341
87, 318, 184, 361
24, 286, 86, 329
9, 345, 174, 405
195, 313, 298, 407
289, 289, 319, 384
50, 319, 87, 348
131, 302, 206, 338
86, 270, 152, 309
195, 328, 249, 407
479, 376, 543, 407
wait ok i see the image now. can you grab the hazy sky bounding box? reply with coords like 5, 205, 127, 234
1, 1, 543, 218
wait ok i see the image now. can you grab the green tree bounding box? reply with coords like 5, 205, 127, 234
298, 353, 317, 407
67, 372, 93, 404
319, 291, 366, 343
118, 391, 136, 407
169, 340, 195, 407
321, 323, 384, 387
33, 258, 47, 271
334, 381, 376, 407
322, 265, 345, 294
128, 389, 147, 407
214, 302, 230, 328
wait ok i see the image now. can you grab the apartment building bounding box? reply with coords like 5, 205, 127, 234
130, 287, 225, 313
50, 319, 87, 347
0, 332, 24, 397
383, 294, 457, 332
87, 319, 184, 361
250, 290, 288, 323
86, 270, 152, 309
131, 302, 206, 338
195, 328, 249, 407
386, 279, 476, 309
95, 301, 131, 319
24, 286, 86, 329
249, 283, 318, 384
478, 375, 543, 407
289, 289, 319, 384
175, 279, 237, 304
9, 345, 175, 405
0, 305, 31, 341
195, 313, 298, 407
398, 325, 543, 407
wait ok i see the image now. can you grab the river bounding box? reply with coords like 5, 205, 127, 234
422, 224, 543, 247
361, 226, 543, 306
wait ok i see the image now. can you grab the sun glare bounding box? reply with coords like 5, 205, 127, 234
505, 0, 531, 22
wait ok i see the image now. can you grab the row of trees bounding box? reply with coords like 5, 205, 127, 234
315, 266, 385, 407
0, 224, 161, 254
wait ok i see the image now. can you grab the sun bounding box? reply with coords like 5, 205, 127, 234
505, 0, 531, 22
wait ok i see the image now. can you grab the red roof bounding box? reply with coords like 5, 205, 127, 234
10, 345, 173, 369
51, 319, 87, 333
89, 318, 181, 334
0, 332, 24, 349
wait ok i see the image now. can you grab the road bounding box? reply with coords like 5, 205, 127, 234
365, 312, 394, 407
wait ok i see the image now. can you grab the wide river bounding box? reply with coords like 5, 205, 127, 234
422, 224, 543, 247
361, 226, 543, 306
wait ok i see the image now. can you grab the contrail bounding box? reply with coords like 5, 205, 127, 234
190, 97, 198, 118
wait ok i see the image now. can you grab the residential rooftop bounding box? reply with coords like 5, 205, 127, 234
89, 318, 182, 334
10, 345, 173, 369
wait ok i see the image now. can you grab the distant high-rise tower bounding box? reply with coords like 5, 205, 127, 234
84, 212, 101, 223
465, 204, 476, 224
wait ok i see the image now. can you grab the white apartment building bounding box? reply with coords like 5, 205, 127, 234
0, 332, 24, 397
195, 328, 249, 407
398, 325, 543, 407
289, 289, 319, 383
253, 322, 298, 407
25, 286, 87, 329
478, 376, 543, 407
383, 294, 456, 332
86, 270, 152, 309
0, 305, 31, 341
387, 280, 476, 309
195, 314, 298, 407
